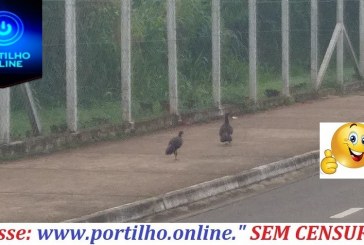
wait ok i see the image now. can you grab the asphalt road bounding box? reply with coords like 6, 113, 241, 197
174, 169, 364, 223
136, 165, 364, 223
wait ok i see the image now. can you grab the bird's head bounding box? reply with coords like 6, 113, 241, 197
178, 131, 184, 137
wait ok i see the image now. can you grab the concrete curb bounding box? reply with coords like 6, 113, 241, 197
65, 150, 319, 223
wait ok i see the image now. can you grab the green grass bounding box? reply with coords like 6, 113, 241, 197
11, 106, 67, 140
78, 101, 122, 128
11, 102, 123, 139
11, 110, 33, 140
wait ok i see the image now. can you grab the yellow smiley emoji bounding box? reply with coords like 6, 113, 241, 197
321, 122, 364, 174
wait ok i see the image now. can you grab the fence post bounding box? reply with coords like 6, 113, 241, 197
316, 24, 343, 89
65, 0, 78, 132
282, 0, 290, 96
311, 0, 318, 88
212, 0, 222, 111
167, 0, 179, 116
249, 0, 257, 103
20, 83, 42, 135
0, 88, 10, 144
121, 0, 133, 125
337, 0, 344, 87
360, 0, 364, 77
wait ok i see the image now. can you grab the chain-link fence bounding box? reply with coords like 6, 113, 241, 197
177, 0, 214, 113
221, 0, 249, 105
289, 0, 311, 94
318, 0, 338, 89
3, 0, 363, 143
77, 0, 122, 129
131, 0, 169, 120
11, 0, 67, 139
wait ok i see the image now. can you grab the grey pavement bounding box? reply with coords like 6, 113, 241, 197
176, 171, 364, 223
1, 93, 364, 222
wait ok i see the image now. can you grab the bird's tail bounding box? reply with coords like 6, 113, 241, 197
220, 133, 232, 143
165, 145, 175, 155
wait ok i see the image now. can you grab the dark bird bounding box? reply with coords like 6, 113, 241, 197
219, 113, 233, 144
264, 89, 280, 98
165, 131, 184, 159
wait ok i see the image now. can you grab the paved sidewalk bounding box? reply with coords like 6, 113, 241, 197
1, 93, 363, 222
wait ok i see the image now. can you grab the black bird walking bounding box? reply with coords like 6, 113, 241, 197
165, 131, 184, 159
219, 113, 233, 144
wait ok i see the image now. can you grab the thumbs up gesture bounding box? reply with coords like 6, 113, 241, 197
321, 149, 338, 174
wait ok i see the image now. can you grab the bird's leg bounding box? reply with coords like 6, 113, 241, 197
174, 151, 178, 160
